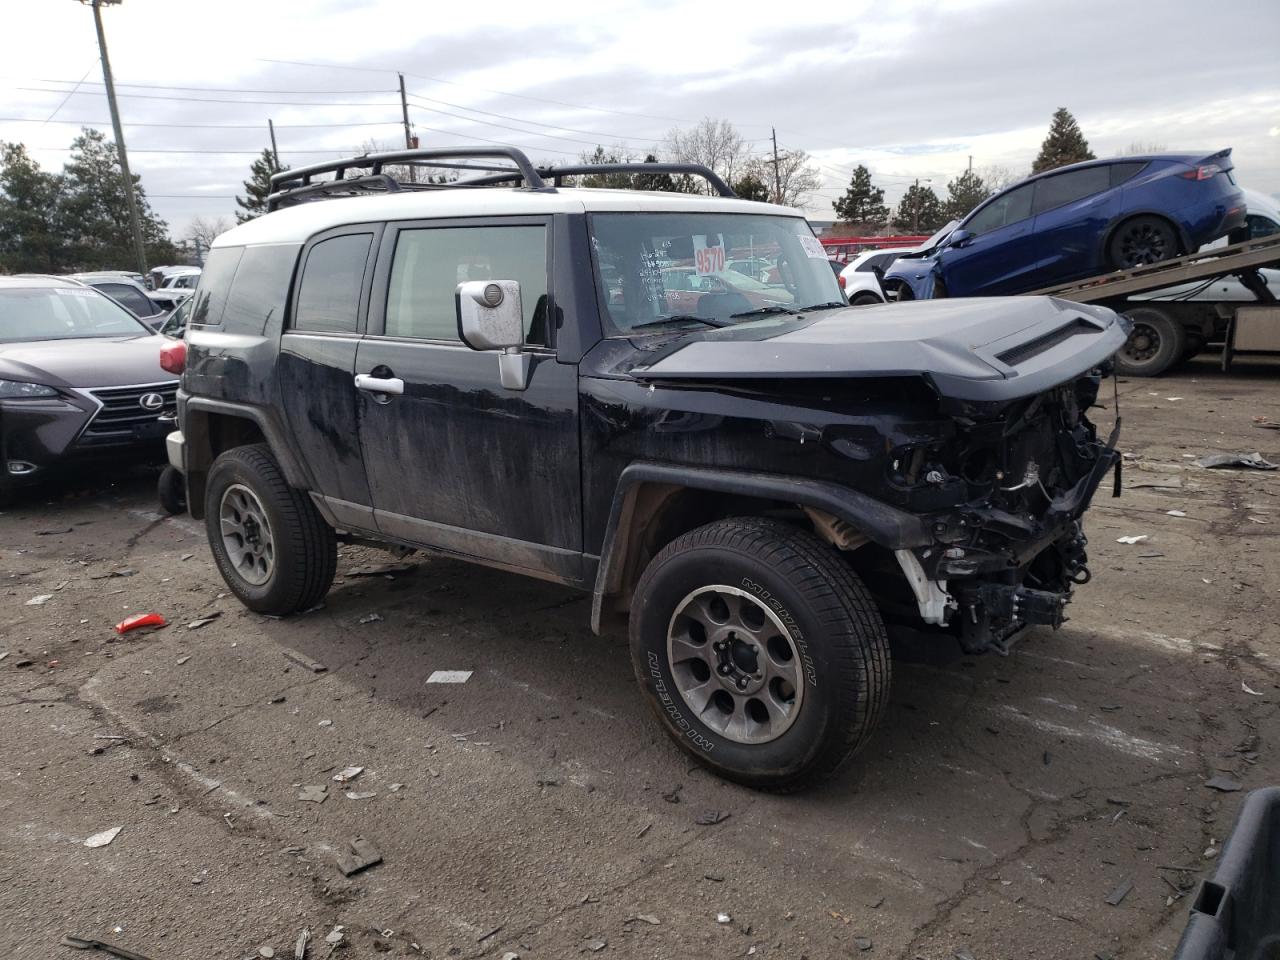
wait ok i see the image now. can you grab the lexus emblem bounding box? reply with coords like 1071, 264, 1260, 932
138, 392, 165, 412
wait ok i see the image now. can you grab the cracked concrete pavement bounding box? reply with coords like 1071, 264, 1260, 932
1, 355, 1277, 959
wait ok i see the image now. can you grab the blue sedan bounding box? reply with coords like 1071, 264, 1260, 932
882, 150, 1246, 299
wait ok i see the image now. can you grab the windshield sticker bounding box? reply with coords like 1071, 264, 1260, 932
693, 236, 726, 276
54, 287, 99, 297
798, 235, 827, 260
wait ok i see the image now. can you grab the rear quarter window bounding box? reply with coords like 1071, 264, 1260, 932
221, 244, 301, 335
190, 246, 242, 327
1110, 161, 1147, 187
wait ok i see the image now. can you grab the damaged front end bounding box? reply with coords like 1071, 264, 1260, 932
891, 370, 1120, 654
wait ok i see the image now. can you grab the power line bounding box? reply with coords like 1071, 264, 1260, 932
15, 86, 401, 107
42, 60, 98, 125
407, 89, 657, 143
406, 95, 616, 149
0, 115, 405, 129
30, 77, 394, 95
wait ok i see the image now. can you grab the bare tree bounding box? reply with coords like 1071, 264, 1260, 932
974, 164, 1026, 194
185, 215, 231, 253
758, 149, 822, 207
666, 117, 750, 194
1124, 141, 1168, 155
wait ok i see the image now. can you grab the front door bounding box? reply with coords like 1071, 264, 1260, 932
942, 181, 1038, 295
354, 217, 583, 583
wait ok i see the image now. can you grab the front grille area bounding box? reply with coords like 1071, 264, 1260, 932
78, 382, 178, 447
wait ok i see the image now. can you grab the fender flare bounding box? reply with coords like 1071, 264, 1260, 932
181, 397, 314, 517
589, 462, 932, 633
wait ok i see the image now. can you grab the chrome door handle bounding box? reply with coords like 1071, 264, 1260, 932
354, 374, 405, 395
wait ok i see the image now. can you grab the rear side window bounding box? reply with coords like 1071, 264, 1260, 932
1033, 166, 1111, 214
384, 225, 548, 343
1247, 215, 1279, 240
98, 282, 157, 318
1110, 161, 1147, 187
222, 244, 300, 335
965, 183, 1035, 235
293, 234, 372, 334
189, 246, 242, 327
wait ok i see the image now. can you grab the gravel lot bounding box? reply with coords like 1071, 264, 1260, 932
2, 354, 1278, 960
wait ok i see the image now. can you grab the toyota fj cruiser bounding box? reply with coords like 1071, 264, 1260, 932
166, 148, 1128, 791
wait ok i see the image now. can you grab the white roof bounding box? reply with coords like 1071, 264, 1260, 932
214, 187, 802, 248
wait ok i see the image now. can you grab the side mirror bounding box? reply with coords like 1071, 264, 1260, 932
456, 280, 529, 390
947, 229, 974, 249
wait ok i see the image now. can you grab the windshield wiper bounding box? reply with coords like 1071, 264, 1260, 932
628, 314, 736, 331
795, 301, 849, 312
727, 305, 798, 319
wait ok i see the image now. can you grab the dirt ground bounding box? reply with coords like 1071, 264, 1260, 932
2, 353, 1278, 960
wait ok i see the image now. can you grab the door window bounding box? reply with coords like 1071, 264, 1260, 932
1032, 166, 1111, 214
384, 225, 548, 343
293, 233, 372, 334
965, 184, 1035, 236
1247, 215, 1279, 239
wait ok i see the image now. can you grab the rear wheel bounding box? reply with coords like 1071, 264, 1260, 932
1115, 306, 1186, 377
849, 292, 882, 306
204, 444, 336, 615
629, 517, 890, 792
156, 465, 186, 516
1109, 216, 1179, 269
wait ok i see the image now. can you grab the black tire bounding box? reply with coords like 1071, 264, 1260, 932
1115, 306, 1187, 377
204, 444, 336, 615
1108, 216, 1180, 269
156, 465, 186, 516
849, 292, 883, 306
629, 517, 890, 792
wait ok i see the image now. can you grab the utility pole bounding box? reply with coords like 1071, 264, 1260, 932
770, 127, 782, 204
81, 0, 147, 274
267, 118, 280, 170
398, 73, 416, 183
968, 155, 972, 173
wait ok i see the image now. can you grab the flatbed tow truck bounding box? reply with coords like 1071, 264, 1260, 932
1028, 234, 1280, 376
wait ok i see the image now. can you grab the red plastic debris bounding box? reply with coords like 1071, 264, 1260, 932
114, 613, 167, 635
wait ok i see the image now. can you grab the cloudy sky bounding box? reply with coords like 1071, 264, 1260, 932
2, 0, 1276, 241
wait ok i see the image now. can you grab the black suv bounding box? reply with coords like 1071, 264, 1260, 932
167, 148, 1128, 791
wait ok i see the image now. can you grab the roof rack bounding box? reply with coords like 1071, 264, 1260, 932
265, 147, 736, 210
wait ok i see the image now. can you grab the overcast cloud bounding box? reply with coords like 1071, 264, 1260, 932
1, 0, 1276, 241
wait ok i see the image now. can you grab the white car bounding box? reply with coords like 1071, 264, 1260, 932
837, 247, 915, 305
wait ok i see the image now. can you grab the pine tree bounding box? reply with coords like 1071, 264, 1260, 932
578, 145, 634, 190
1032, 108, 1095, 174
892, 184, 946, 233
0, 143, 67, 273
731, 172, 769, 202
943, 169, 991, 222
832, 165, 889, 230
632, 154, 676, 193
236, 148, 283, 223
60, 128, 178, 269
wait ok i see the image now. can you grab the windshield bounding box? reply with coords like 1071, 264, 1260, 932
0, 286, 151, 343
590, 212, 844, 334
918, 220, 960, 251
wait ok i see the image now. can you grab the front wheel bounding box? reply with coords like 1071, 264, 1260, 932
849, 292, 883, 306
204, 444, 336, 615
629, 518, 890, 792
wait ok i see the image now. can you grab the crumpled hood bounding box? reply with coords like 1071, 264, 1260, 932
629, 296, 1130, 402
0, 334, 174, 389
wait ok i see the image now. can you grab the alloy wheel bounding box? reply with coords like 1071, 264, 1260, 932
219, 483, 275, 586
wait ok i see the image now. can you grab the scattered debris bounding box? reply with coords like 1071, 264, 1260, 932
281, 647, 327, 673
259, 948, 275, 959
1115, 535, 1148, 545
1104, 879, 1134, 906
695, 810, 731, 825
176, 655, 191, 666
358, 613, 384, 624
114, 612, 167, 635
854, 937, 873, 952
318, 719, 333, 727
90, 569, 137, 579
389, 782, 404, 792
186, 613, 221, 630
324, 926, 345, 945
636, 823, 652, 839
335, 837, 382, 876
502, 953, 520, 960
180, 553, 195, 561
477, 926, 504, 943
332, 766, 364, 783
26, 594, 52, 605
716, 913, 732, 924
661, 784, 682, 804
60, 934, 156, 960
345, 791, 376, 801
348, 563, 415, 578
1242, 682, 1263, 696
1247, 516, 1271, 525
584, 939, 607, 953
84, 826, 123, 848
954, 948, 977, 960
14, 658, 34, 669
1166, 510, 1187, 518
1194, 452, 1277, 470
630, 914, 660, 926
297, 785, 328, 803
1205, 775, 1242, 793
426, 670, 473, 684
294, 928, 310, 960
35, 527, 72, 535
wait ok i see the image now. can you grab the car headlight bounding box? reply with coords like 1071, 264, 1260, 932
0, 379, 58, 399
